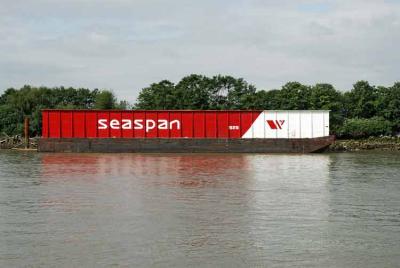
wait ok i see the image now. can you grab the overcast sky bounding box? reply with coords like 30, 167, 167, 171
1, 0, 399, 102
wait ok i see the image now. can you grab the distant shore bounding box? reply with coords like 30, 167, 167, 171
329, 137, 400, 152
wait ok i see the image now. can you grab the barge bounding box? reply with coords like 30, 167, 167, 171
38, 110, 334, 153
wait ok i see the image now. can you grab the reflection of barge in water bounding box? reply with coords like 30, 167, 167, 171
38, 110, 334, 153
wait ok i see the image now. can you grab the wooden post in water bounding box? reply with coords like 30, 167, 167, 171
24, 117, 29, 149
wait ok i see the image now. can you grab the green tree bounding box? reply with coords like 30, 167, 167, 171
115, 100, 131, 110
338, 117, 393, 138
0, 86, 100, 136
175, 74, 211, 109
0, 104, 23, 135
278, 82, 311, 110
134, 75, 258, 110
94, 90, 117, 109
135, 80, 177, 109
207, 75, 256, 109
375, 83, 400, 132
251, 89, 281, 110
309, 83, 344, 133
344, 81, 377, 118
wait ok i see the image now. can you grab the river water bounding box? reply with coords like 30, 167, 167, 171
0, 151, 399, 267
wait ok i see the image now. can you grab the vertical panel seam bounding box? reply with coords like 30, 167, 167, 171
47, 111, 50, 138
96, 112, 98, 138
311, 111, 314, 138
299, 111, 302, 139
287, 112, 289, 139
58, 111, 61, 138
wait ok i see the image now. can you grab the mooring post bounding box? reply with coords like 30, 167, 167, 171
24, 117, 29, 149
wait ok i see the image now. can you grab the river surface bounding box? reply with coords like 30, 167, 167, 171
0, 151, 399, 267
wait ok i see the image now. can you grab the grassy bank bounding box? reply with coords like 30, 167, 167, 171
329, 137, 400, 152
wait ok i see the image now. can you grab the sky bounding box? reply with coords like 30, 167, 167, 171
1, 0, 399, 103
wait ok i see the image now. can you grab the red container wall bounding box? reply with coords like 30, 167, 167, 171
41, 110, 262, 139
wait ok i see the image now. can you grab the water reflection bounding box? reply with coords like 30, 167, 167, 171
41, 153, 252, 186
37, 153, 334, 266
0, 151, 399, 267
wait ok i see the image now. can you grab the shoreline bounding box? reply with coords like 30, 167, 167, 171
329, 137, 400, 152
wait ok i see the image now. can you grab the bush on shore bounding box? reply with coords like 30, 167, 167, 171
338, 117, 393, 139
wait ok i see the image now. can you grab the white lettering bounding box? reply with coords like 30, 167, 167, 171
122, 119, 132, 129
146, 120, 156, 132
97, 119, 181, 131
158, 120, 168, 130
134, 119, 143, 129
170, 120, 180, 129
110, 119, 120, 129
98, 119, 108, 129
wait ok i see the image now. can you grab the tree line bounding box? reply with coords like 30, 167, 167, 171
1, 74, 399, 138
0, 86, 127, 136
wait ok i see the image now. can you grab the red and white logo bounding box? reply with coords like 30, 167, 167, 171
266, 120, 285, 129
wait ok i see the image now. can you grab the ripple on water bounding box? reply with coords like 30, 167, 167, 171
0, 151, 399, 267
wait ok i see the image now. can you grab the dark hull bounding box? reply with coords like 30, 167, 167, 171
38, 136, 335, 153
